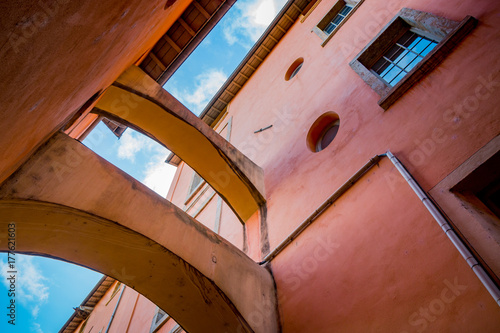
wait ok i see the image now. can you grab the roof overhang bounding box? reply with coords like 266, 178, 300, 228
58, 276, 115, 333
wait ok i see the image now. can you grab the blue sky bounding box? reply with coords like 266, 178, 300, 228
0, 0, 286, 332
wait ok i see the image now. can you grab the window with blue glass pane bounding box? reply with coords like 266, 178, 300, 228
324, 5, 353, 34
371, 31, 438, 86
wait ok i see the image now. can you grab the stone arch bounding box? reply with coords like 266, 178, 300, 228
93, 66, 265, 222
0, 133, 278, 333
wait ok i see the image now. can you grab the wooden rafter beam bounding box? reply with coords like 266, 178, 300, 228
149, 52, 167, 71
178, 17, 196, 36
192, 0, 211, 19
164, 35, 182, 53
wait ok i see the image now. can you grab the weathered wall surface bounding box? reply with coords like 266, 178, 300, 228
271, 158, 500, 332
0, 133, 278, 333
0, 0, 190, 184
166, 0, 500, 331
224, 0, 499, 254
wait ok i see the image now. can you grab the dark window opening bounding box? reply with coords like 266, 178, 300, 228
453, 150, 500, 220
324, 5, 352, 34
371, 30, 437, 86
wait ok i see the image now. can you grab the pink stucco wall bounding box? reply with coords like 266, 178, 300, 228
167, 0, 500, 330
75, 0, 500, 331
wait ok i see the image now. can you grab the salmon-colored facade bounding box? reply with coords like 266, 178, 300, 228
1, 0, 499, 332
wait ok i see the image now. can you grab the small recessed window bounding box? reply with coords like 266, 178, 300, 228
350, 8, 477, 110
371, 30, 438, 87
307, 112, 340, 152
324, 4, 352, 34
316, 121, 340, 152
150, 307, 170, 333
313, 0, 363, 46
285, 58, 304, 81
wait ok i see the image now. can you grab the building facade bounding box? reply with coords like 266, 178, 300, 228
1, 0, 499, 332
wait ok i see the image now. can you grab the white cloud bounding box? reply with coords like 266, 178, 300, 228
32, 305, 40, 318
175, 69, 228, 114
0, 255, 49, 323
142, 154, 177, 197
117, 129, 156, 162
32, 322, 44, 333
223, 0, 286, 47
111, 128, 177, 197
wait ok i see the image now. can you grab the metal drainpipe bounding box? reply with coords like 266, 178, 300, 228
105, 284, 126, 333
257, 150, 500, 307
386, 150, 500, 307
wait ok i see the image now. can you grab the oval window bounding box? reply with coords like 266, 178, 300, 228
316, 120, 340, 152
285, 58, 304, 81
307, 112, 340, 152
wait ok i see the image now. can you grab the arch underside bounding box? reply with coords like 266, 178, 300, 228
0, 200, 252, 333
94, 65, 266, 223
0, 132, 278, 333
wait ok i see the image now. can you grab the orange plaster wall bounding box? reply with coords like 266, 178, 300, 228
105, 288, 143, 333
104, 0, 500, 330
218, 200, 245, 250
223, 0, 500, 254
121, 293, 157, 333
192, 192, 217, 228
73, 284, 184, 333
169, 162, 196, 209
271, 159, 500, 332
0, 0, 192, 184
162, 0, 500, 330
169, 161, 245, 250
73, 281, 126, 333
110, 292, 186, 332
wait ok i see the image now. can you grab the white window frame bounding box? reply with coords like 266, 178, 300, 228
150, 307, 170, 333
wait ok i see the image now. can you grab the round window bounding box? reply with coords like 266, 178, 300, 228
307, 112, 340, 152
285, 58, 304, 81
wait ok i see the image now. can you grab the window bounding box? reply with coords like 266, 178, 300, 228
285, 58, 304, 81
313, 0, 363, 46
289, 63, 303, 79
307, 112, 340, 152
316, 120, 340, 152
428, 137, 500, 285
350, 8, 477, 110
453, 150, 500, 221
185, 172, 204, 203
170, 324, 183, 333
324, 4, 352, 34
150, 307, 170, 333
105, 282, 122, 305
371, 31, 438, 86
477, 178, 500, 219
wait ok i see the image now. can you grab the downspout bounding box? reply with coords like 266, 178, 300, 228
105, 284, 126, 333
257, 150, 500, 307
386, 150, 500, 307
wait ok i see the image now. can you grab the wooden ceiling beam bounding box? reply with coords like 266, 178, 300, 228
164, 35, 182, 53
192, 1, 211, 19
178, 17, 196, 36
149, 52, 167, 71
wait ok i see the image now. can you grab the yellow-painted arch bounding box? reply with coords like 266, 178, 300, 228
0, 200, 253, 333
94, 66, 265, 222
0, 132, 278, 333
